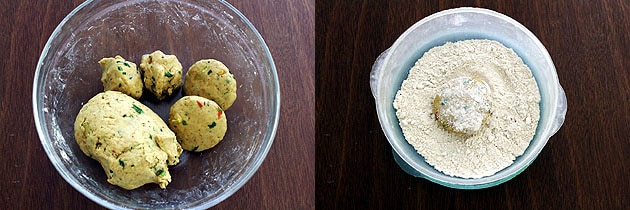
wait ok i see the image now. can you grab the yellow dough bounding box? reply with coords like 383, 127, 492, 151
139, 50, 183, 100
183, 59, 237, 110
74, 91, 183, 190
99, 55, 143, 99
168, 96, 227, 152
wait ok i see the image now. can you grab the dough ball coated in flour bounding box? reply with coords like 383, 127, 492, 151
139, 50, 183, 100
168, 96, 227, 152
433, 77, 491, 135
74, 91, 183, 190
183, 59, 237, 110
99, 55, 143, 99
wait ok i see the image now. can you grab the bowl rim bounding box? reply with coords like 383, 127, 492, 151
32, 0, 280, 208
373, 7, 564, 189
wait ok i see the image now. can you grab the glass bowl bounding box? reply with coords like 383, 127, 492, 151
370, 7, 566, 189
32, 0, 279, 208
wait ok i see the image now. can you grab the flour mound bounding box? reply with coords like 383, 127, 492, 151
393, 39, 540, 179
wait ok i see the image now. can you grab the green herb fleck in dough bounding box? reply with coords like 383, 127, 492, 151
132, 104, 143, 114
182, 120, 188, 125
208, 122, 216, 129
192, 146, 199, 152
117, 66, 123, 71
154, 168, 164, 176
119, 159, 125, 168
164, 72, 173, 77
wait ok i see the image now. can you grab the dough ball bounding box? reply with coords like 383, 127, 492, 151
139, 50, 183, 100
433, 77, 491, 135
168, 96, 227, 152
74, 91, 183, 189
99, 55, 143, 99
183, 59, 237, 110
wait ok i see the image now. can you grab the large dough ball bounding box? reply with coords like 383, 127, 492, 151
99, 55, 143, 99
139, 50, 183, 100
183, 59, 237, 110
74, 91, 183, 189
168, 96, 227, 152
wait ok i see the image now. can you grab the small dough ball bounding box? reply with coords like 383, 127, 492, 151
139, 50, 183, 100
168, 96, 227, 152
74, 91, 183, 190
183, 59, 237, 110
433, 77, 491, 135
99, 55, 143, 99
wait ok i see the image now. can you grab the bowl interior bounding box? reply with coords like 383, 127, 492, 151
374, 8, 560, 188
33, 0, 279, 208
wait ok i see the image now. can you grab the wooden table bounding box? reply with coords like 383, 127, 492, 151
0, 0, 314, 209
317, 0, 629, 209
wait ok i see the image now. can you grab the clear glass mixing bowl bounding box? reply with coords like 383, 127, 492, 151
32, 0, 280, 208
370, 7, 566, 189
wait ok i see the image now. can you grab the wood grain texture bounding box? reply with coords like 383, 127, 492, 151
0, 0, 314, 209
316, 0, 629, 209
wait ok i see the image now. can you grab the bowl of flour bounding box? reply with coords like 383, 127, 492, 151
370, 7, 566, 189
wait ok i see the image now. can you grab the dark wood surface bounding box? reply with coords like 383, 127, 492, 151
317, 0, 628, 209
0, 0, 314, 209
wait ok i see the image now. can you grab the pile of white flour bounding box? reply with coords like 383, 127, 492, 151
393, 39, 540, 179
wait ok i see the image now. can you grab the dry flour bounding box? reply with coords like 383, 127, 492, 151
393, 39, 540, 179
